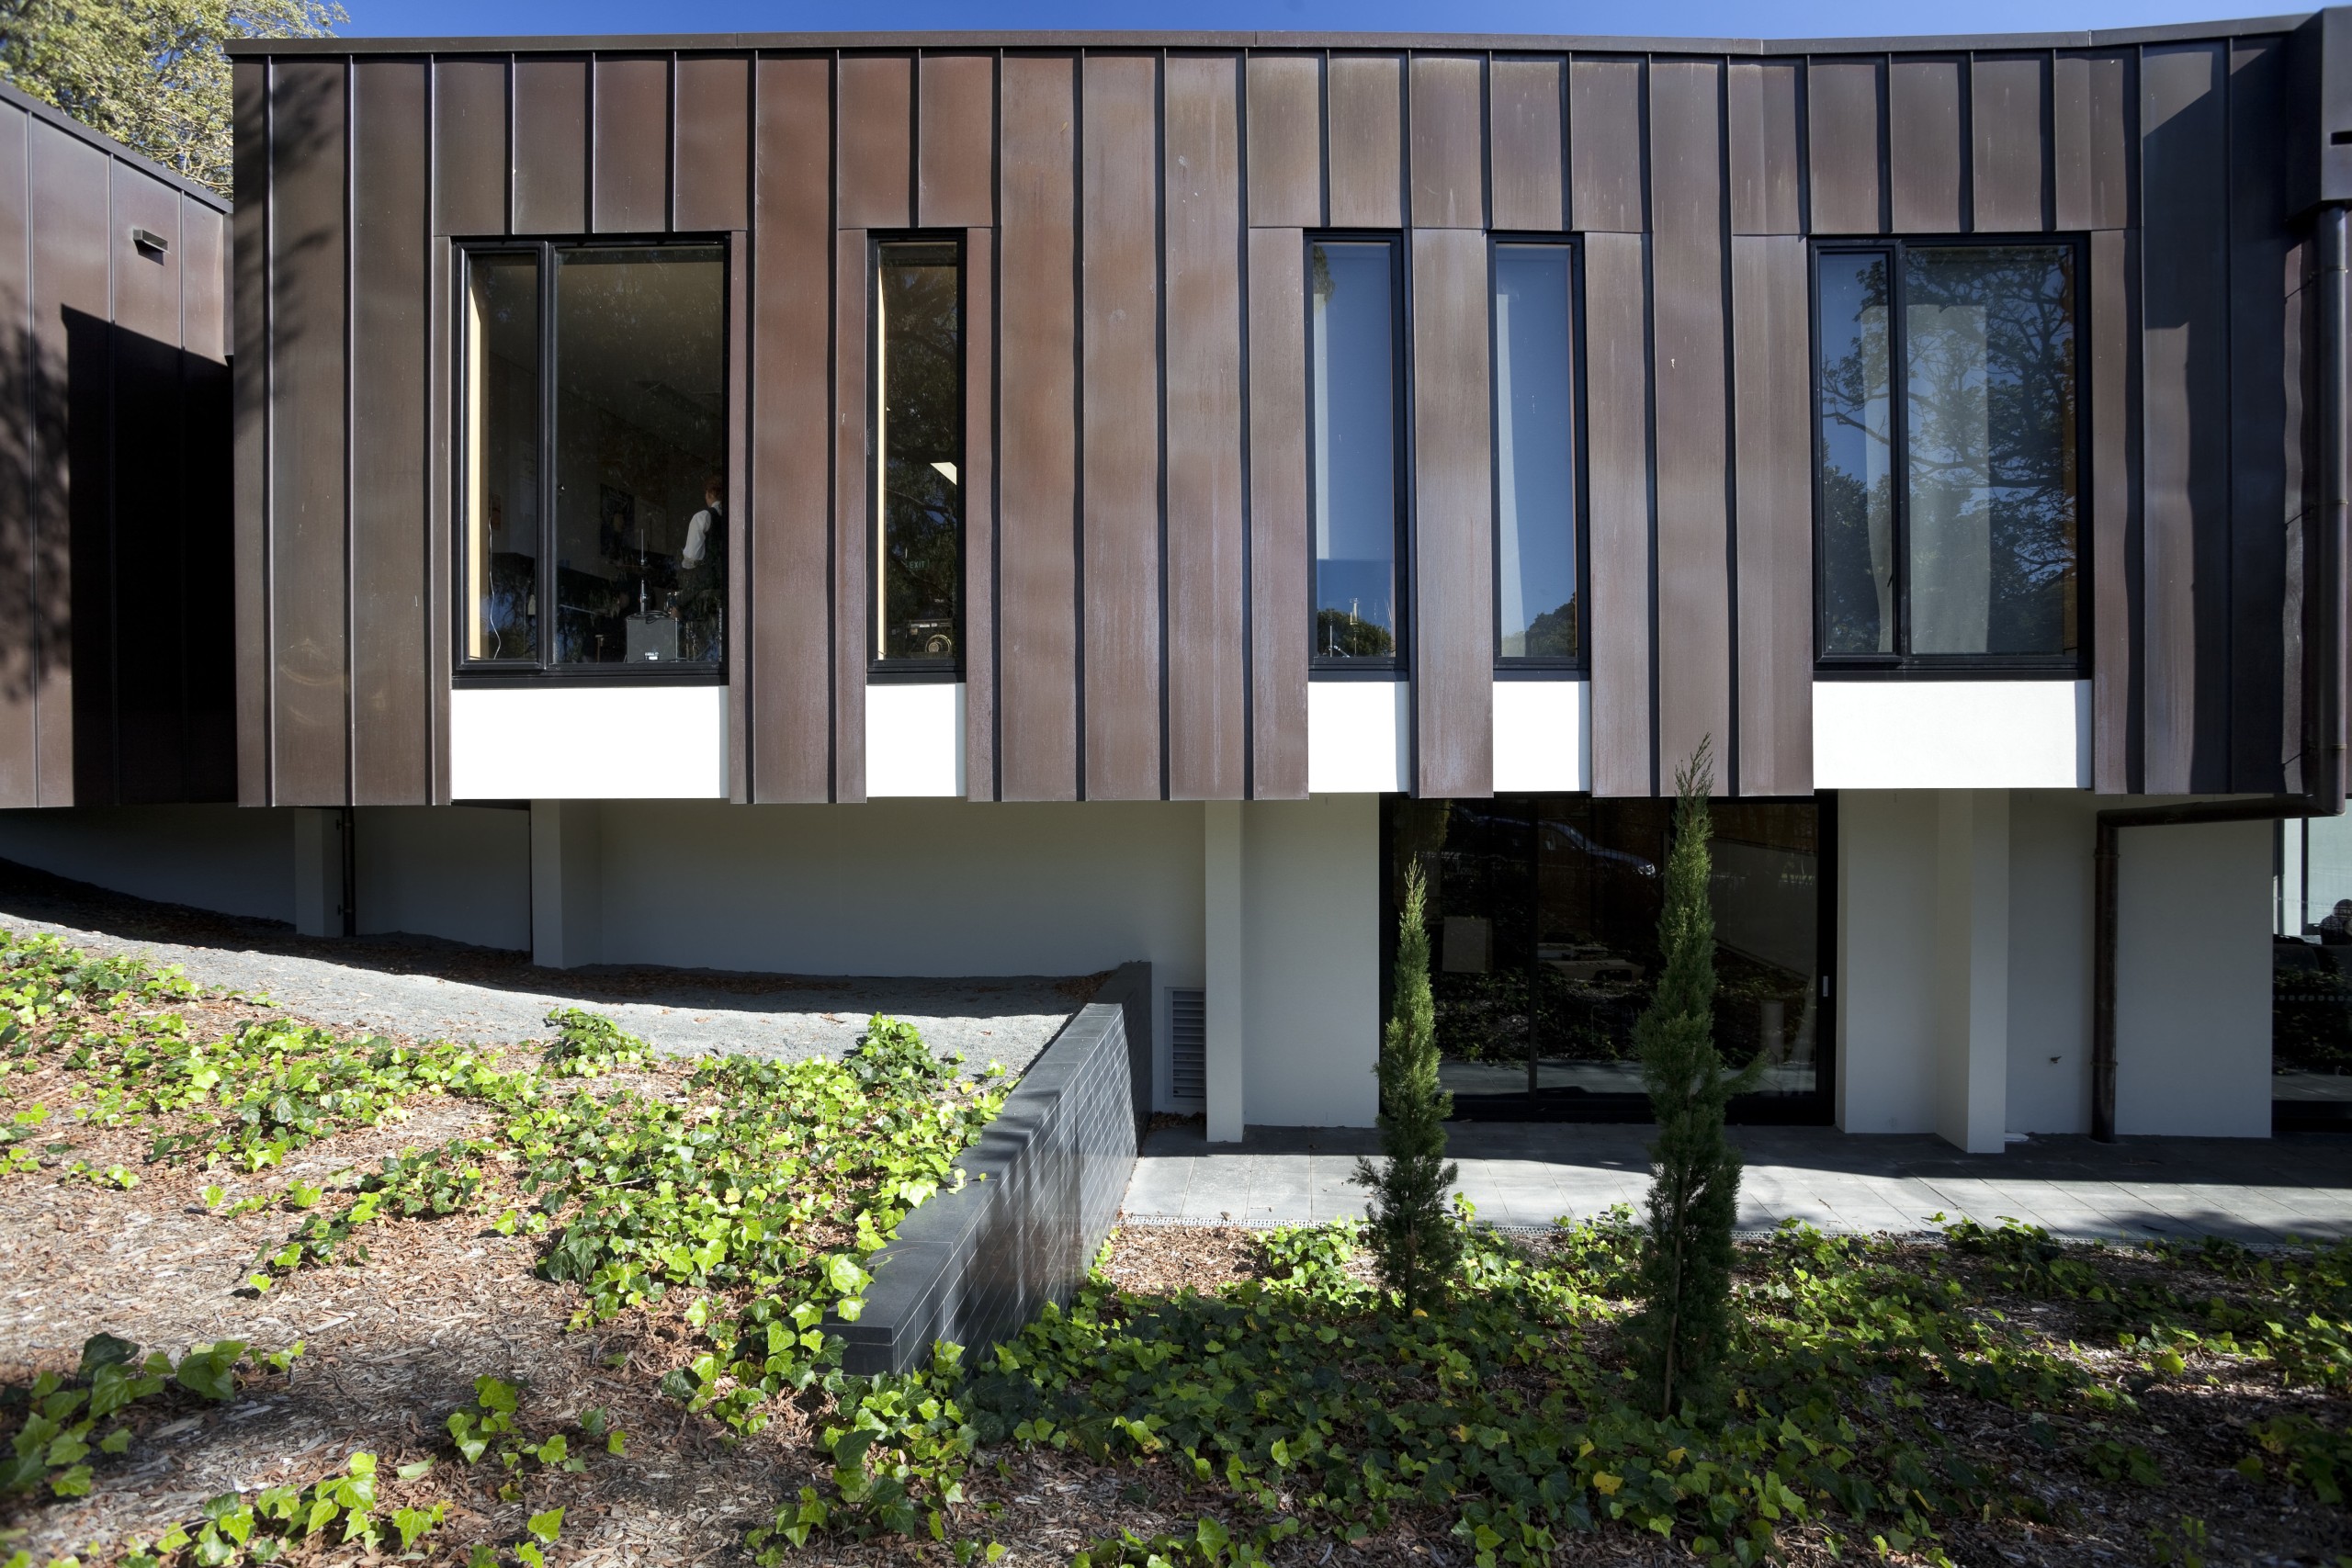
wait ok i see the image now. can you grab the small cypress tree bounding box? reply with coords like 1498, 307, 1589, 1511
1353, 859, 1462, 1312
1627, 739, 1761, 1418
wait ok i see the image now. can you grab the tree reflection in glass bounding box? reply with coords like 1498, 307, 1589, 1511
875, 241, 962, 665
1310, 240, 1400, 662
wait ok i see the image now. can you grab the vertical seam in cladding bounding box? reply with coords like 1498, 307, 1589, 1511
17, 106, 32, 800
504, 56, 516, 234
423, 63, 438, 801
1073, 52, 1089, 801
989, 58, 1004, 802
1640, 59, 1659, 797
1154, 51, 1170, 801
1717, 62, 1740, 798
1958, 52, 1975, 234
106, 149, 119, 803
1235, 51, 1255, 801
826, 52, 840, 800
740, 62, 755, 800
345, 56, 357, 808
1876, 55, 1892, 234
265, 62, 277, 805
2219, 39, 2234, 790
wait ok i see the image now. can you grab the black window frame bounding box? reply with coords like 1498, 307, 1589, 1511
1809, 233, 2090, 679
1487, 233, 1589, 675
866, 230, 968, 683
452, 234, 734, 686
1305, 231, 1410, 678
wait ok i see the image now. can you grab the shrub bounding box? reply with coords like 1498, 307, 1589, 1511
1352, 859, 1462, 1313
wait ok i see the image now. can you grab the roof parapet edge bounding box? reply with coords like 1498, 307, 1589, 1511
0, 77, 232, 211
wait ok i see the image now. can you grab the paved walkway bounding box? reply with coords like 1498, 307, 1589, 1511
1123, 1123, 2352, 1244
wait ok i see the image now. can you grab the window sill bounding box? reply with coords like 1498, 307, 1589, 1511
1310, 663, 1405, 682
455, 667, 728, 690
1813, 661, 2085, 682
1493, 663, 1588, 681
867, 664, 964, 684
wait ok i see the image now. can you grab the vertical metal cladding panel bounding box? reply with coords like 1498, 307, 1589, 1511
725, 232, 749, 802
963, 229, 998, 800
673, 55, 751, 231
268, 58, 351, 807
1806, 58, 1885, 235
1408, 229, 1493, 799
1080, 53, 1162, 801
593, 57, 672, 233
2227, 36, 2291, 793
919, 53, 996, 229
232, 61, 269, 804
2284, 237, 2314, 793
350, 59, 431, 805
2090, 227, 2135, 793
427, 235, 452, 801
1584, 230, 1653, 796
1409, 55, 1486, 231
1728, 60, 1803, 236
433, 59, 508, 235
179, 197, 235, 802
1327, 55, 1404, 229
749, 55, 834, 804
838, 54, 913, 231
1245, 56, 1322, 228
997, 54, 1080, 802
513, 58, 588, 235
0, 103, 34, 807
2055, 51, 2134, 231
1730, 235, 1813, 796
1162, 55, 1247, 801
831, 226, 868, 804
1246, 227, 1308, 798
1647, 60, 1731, 790
2140, 41, 2231, 795
1568, 56, 1645, 233
110, 165, 188, 806
1972, 54, 2050, 233
1487, 57, 1564, 232
1888, 56, 1966, 233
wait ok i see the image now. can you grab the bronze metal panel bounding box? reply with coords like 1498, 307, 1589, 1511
1327, 54, 1403, 228
427, 237, 452, 802
1730, 234, 1812, 797
351, 58, 430, 805
109, 167, 179, 343
233, 61, 268, 804
513, 57, 587, 234
1567, 56, 1644, 234
2228, 35, 2290, 793
748, 55, 834, 803
673, 54, 751, 231
1583, 230, 1652, 797
267, 58, 350, 807
1727, 59, 1802, 235
593, 56, 670, 232
919, 52, 995, 228
838, 53, 913, 231
1409, 54, 1486, 230
725, 230, 748, 803
2090, 226, 2133, 793
962, 229, 998, 800
432, 58, 507, 235
997, 53, 1080, 802
1647, 59, 1730, 790
179, 201, 227, 364
1888, 56, 1965, 233
1080, 53, 1162, 802
1805, 57, 1883, 234
831, 226, 868, 803
0, 105, 31, 807
1972, 53, 2049, 232
1246, 227, 1307, 798
2054, 51, 2133, 231
1245, 55, 1321, 228
1487, 56, 1564, 232
1164, 55, 1247, 801
181, 202, 235, 803
1408, 228, 1493, 799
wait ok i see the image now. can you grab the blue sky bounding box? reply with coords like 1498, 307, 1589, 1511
337, 0, 2295, 40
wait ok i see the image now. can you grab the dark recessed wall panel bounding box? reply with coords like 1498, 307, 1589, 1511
432, 59, 507, 235
1806, 57, 1884, 234
1245, 55, 1322, 227
1080, 53, 1162, 802
514, 58, 588, 235
1246, 226, 1308, 799
2228, 35, 2290, 794
2089, 226, 2134, 793
963, 229, 998, 801
109, 168, 187, 804
997, 53, 1080, 802
1163, 54, 1247, 802
920, 53, 996, 229
1487, 56, 1564, 231
838, 54, 913, 231
1972, 54, 2049, 233
831, 226, 868, 803
748, 55, 833, 804
1888, 56, 1966, 233
1584, 230, 1652, 797
1568, 56, 1645, 234
1409, 55, 1486, 230
1328, 55, 1404, 228
0, 103, 25, 807
1728, 59, 1802, 236
1408, 228, 1493, 799
673, 54, 751, 231
594, 56, 672, 232
1730, 234, 1812, 797
2055, 51, 2134, 231
232, 61, 268, 804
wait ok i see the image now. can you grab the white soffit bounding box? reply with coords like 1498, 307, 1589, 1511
1307, 681, 1409, 794
866, 682, 965, 797
450, 685, 729, 800
1492, 680, 1589, 793
1814, 680, 2090, 790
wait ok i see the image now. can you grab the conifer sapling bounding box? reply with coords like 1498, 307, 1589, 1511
1353, 860, 1462, 1311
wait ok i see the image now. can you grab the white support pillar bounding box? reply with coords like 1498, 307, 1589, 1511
1204, 800, 1245, 1143
1934, 789, 2010, 1154
530, 800, 603, 970
290, 808, 345, 938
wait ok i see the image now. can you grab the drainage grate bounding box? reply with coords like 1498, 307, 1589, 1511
1169, 988, 1206, 1103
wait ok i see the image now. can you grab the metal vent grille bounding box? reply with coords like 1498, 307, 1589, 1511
1169, 988, 1206, 1103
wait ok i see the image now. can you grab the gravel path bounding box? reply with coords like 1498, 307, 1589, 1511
0, 858, 1086, 1076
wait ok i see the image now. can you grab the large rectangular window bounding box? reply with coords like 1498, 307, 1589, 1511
873, 238, 963, 671
1309, 237, 1403, 666
1816, 242, 2080, 668
1492, 243, 1579, 663
461, 242, 728, 674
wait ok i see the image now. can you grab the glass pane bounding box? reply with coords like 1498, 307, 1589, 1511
463, 253, 539, 661
1310, 241, 1398, 660
1493, 246, 1577, 660
1905, 245, 2078, 656
876, 241, 963, 664
1816, 252, 1893, 656
551, 246, 727, 666
2278, 813, 2352, 1104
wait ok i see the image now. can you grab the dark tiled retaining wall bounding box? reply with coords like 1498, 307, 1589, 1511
834, 963, 1151, 1375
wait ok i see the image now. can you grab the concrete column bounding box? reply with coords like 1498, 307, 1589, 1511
1934, 789, 2009, 1153
530, 800, 603, 969
290, 808, 345, 938
1204, 800, 1244, 1143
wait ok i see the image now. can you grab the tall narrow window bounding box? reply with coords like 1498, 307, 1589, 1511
463, 253, 539, 663
1492, 244, 1578, 662
1309, 238, 1402, 664
874, 239, 963, 669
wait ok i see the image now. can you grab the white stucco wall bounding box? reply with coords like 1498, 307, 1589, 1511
1240, 794, 1381, 1128
1815, 681, 2089, 789
353, 807, 532, 953
1835, 789, 1941, 1134
450, 686, 729, 799
0, 805, 295, 922
2006, 790, 2095, 1134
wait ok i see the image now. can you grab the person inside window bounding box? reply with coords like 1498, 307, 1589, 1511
676, 476, 725, 660
2320, 898, 2352, 946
